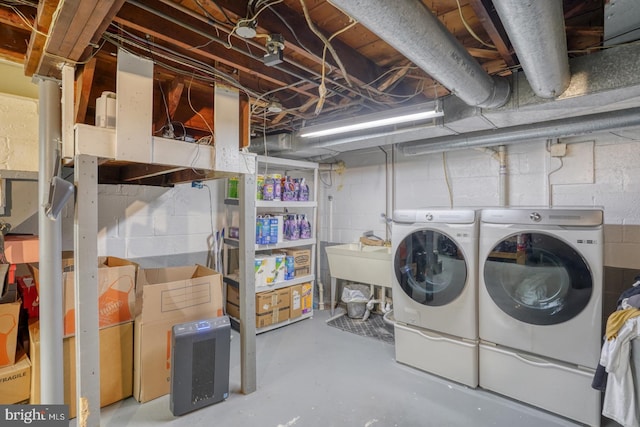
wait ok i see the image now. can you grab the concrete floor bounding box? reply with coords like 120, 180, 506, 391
85, 310, 618, 427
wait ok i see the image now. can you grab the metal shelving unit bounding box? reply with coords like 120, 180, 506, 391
224, 155, 319, 334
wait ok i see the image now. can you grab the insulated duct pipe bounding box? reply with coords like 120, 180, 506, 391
493, 0, 570, 98
329, 0, 510, 108
401, 107, 640, 155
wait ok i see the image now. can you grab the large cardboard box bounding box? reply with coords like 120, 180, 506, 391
301, 282, 313, 314
30, 254, 138, 336
256, 288, 290, 314
289, 285, 302, 319
284, 248, 311, 267
134, 265, 223, 403
0, 349, 30, 404
0, 300, 21, 368
257, 307, 289, 328
29, 321, 133, 418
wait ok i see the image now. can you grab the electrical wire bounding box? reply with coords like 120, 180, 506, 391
442, 152, 454, 209
187, 73, 215, 141
315, 17, 358, 114
299, 0, 353, 92
455, 0, 496, 49
226, 0, 283, 49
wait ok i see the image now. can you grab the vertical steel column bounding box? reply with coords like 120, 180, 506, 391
74, 155, 100, 426
239, 169, 257, 394
37, 78, 64, 404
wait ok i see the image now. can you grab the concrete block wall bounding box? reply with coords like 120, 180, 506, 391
318, 132, 640, 317
60, 181, 226, 268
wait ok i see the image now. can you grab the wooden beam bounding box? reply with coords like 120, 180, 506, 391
377, 61, 412, 92
153, 76, 185, 133
467, 0, 518, 68
75, 57, 96, 124
119, 164, 185, 181
199, 0, 416, 94
239, 94, 250, 149
33, 0, 124, 77
24, 0, 59, 77
114, 4, 321, 102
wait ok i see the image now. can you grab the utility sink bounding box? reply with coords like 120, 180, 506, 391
325, 243, 392, 314
325, 243, 392, 286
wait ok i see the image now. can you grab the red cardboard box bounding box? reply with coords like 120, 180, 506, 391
17, 276, 38, 319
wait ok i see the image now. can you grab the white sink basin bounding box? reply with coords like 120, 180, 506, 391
325, 243, 392, 287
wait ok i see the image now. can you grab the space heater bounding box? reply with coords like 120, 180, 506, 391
170, 316, 231, 416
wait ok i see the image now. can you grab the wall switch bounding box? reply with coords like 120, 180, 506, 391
550, 143, 567, 157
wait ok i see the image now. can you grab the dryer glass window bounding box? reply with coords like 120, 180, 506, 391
394, 229, 467, 306
484, 232, 593, 325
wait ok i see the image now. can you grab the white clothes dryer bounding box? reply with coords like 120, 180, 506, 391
478, 208, 603, 426
392, 209, 478, 387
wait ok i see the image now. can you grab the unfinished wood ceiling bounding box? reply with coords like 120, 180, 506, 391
0, 0, 604, 142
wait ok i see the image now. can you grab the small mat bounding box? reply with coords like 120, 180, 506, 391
326, 312, 395, 345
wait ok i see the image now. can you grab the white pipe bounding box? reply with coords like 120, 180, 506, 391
317, 182, 324, 310
38, 78, 64, 404
497, 145, 508, 207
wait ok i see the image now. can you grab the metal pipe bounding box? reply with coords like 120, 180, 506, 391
497, 145, 508, 206
38, 78, 64, 404
401, 107, 640, 155
493, 0, 570, 98
329, 0, 510, 108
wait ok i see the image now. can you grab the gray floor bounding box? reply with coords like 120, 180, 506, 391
86, 310, 617, 427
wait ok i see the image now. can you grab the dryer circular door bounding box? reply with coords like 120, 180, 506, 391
483, 231, 592, 325
394, 228, 468, 306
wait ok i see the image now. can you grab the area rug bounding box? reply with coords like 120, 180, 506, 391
326, 312, 395, 345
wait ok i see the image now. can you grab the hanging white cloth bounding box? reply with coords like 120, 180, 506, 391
601, 317, 640, 427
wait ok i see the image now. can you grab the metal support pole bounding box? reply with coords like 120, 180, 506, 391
37, 77, 64, 404
239, 170, 257, 394
74, 154, 100, 426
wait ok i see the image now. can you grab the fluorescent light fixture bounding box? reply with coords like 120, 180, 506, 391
299, 104, 444, 138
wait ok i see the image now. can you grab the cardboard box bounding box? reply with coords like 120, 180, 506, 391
256, 289, 290, 314
289, 285, 302, 319
301, 282, 313, 314
29, 321, 133, 418
30, 254, 138, 336
284, 249, 311, 267
17, 276, 38, 319
4, 235, 39, 265
0, 349, 30, 404
0, 300, 21, 368
295, 266, 311, 278
226, 301, 240, 320
134, 265, 223, 403
226, 300, 291, 328
227, 284, 240, 306
256, 307, 289, 328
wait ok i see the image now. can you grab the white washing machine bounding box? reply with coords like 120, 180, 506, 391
392, 209, 478, 388
478, 208, 603, 426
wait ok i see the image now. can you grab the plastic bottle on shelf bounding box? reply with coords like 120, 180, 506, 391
298, 178, 309, 201
300, 214, 311, 239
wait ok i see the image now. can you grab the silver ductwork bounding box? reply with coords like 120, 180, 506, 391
401, 107, 640, 155
493, 0, 570, 98
329, 0, 510, 108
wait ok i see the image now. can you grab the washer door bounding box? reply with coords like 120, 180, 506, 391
394, 229, 468, 306
483, 232, 592, 325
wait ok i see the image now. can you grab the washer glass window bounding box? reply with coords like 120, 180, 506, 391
394, 229, 467, 306
483, 232, 593, 325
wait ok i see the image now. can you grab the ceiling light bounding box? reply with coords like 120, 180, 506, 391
267, 99, 283, 113
299, 103, 444, 138
236, 21, 257, 39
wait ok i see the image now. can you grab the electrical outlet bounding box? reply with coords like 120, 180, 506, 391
191, 181, 203, 189
550, 143, 567, 157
